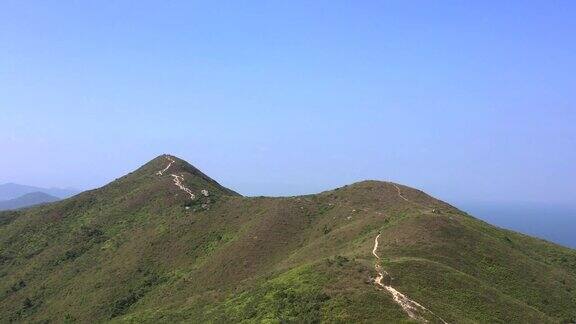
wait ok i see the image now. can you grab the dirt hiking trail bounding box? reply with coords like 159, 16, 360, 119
372, 234, 448, 323
156, 155, 175, 176
157, 156, 196, 200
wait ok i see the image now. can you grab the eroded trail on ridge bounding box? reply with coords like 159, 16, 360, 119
157, 156, 196, 200
156, 156, 175, 176
392, 183, 435, 212
372, 234, 447, 323
392, 184, 410, 202
170, 174, 196, 200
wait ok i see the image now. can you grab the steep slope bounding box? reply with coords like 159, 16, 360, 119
0, 155, 575, 323
0, 192, 60, 211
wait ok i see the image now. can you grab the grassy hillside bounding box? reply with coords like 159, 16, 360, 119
1, 155, 575, 323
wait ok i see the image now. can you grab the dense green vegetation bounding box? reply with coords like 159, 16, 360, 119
1, 155, 575, 323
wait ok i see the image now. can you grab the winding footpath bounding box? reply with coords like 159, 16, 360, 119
392, 183, 435, 212
372, 234, 447, 323
156, 156, 175, 176
156, 156, 196, 200
392, 184, 410, 202
170, 174, 196, 200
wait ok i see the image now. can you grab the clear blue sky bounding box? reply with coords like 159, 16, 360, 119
1, 1, 575, 205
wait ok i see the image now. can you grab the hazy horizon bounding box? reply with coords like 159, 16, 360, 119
1, 153, 574, 206
2, 1, 575, 207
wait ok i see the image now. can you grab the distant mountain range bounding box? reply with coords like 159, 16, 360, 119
0, 155, 574, 323
0, 183, 78, 201
0, 183, 78, 211
0, 192, 60, 211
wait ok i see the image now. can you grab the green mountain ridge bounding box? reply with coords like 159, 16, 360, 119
1, 155, 575, 323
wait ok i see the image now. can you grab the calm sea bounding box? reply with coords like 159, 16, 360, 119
461, 202, 576, 249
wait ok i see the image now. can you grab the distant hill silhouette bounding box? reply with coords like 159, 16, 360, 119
0, 183, 78, 201
0, 192, 60, 211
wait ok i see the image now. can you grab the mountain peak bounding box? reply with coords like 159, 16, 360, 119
128, 154, 240, 198
147, 154, 222, 183
61, 154, 239, 218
